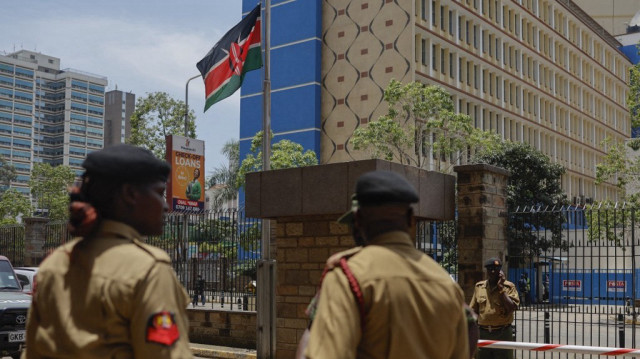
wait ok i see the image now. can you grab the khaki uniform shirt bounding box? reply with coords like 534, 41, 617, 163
305, 231, 469, 359
23, 220, 192, 359
469, 280, 520, 326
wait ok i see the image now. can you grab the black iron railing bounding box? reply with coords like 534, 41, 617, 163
509, 205, 639, 358
146, 210, 261, 311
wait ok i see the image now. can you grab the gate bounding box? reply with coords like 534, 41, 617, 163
509, 204, 640, 358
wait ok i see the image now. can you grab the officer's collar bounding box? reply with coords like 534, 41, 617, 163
367, 230, 413, 246
95, 219, 143, 240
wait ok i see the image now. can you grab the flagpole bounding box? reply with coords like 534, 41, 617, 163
257, 0, 276, 358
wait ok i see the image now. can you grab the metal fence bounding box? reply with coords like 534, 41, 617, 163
416, 220, 458, 278
0, 210, 261, 311
146, 210, 261, 311
44, 221, 70, 256
509, 205, 640, 358
0, 225, 24, 267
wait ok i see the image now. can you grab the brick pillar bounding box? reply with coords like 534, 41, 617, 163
23, 217, 49, 266
454, 164, 510, 303
245, 160, 455, 359
273, 215, 354, 358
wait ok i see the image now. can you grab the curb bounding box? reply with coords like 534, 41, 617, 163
190, 345, 257, 359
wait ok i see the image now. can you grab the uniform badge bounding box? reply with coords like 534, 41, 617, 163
146, 311, 179, 346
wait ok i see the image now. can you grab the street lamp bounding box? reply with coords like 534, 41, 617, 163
185, 74, 201, 136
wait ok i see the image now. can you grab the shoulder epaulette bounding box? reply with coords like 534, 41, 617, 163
132, 238, 171, 263
324, 246, 363, 268
320, 248, 365, 329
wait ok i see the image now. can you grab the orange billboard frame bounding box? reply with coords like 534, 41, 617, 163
166, 135, 205, 212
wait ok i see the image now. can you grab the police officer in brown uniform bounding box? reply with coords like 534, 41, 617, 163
23, 144, 192, 358
470, 258, 520, 359
304, 171, 469, 359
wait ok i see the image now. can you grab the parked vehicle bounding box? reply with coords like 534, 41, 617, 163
0, 256, 31, 359
14, 267, 38, 295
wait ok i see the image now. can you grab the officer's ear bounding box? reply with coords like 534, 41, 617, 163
406, 207, 414, 227
119, 183, 142, 206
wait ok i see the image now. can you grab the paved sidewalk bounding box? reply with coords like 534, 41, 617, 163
190, 343, 257, 359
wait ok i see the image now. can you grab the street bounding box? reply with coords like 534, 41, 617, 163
513, 304, 639, 358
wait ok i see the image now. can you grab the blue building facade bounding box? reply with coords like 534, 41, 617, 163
239, 1, 322, 206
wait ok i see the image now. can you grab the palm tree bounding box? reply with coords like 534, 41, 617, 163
207, 140, 239, 210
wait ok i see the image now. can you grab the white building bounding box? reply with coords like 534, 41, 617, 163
0, 50, 107, 194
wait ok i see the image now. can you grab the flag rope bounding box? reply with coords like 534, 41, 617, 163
478, 340, 640, 356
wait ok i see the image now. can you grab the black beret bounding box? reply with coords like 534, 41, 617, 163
354, 171, 419, 206
82, 144, 170, 183
484, 258, 502, 267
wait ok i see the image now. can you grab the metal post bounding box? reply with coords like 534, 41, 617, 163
184, 74, 200, 136
632, 209, 637, 348
544, 311, 550, 343
257, 1, 276, 358
618, 313, 625, 348
182, 214, 189, 296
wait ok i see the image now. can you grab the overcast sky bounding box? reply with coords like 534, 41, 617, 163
0, 0, 246, 178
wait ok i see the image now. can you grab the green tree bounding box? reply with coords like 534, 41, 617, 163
29, 163, 76, 220
236, 131, 318, 188
590, 138, 640, 246
588, 56, 640, 245
0, 189, 31, 225
207, 140, 240, 210
129, 92, 196, 159
627, 59, 640, 131
595, 137, 640, 202
0, 155, 16, 192
351, 80, 498, 172
473, 141, 569, 261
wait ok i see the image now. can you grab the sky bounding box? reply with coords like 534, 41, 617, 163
0, 0, 245, 178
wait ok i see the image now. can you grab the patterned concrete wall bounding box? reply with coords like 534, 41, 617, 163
321, 0, 415, 163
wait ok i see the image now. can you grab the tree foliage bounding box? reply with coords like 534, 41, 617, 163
129, 92, 196, 159
0, 156, 16, 192
473, 141, 569, 260
595, 137, 640, 204
29, 163, 76, 220
627, 60, 640, 132
351, 80, 498, 172
207, 140, 240, 210
236, 131, 318, 188
586, 51, 640, 246
0, 189, 31, 225
591, 138, 640, 246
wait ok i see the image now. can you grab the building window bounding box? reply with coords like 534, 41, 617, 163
432, 45, 437, 70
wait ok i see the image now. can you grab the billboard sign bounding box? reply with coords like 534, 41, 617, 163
166, 135, 205, 212
562, 279, 582, 291
606, 280, 626, 293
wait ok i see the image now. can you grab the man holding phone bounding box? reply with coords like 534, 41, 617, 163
470, 258, 519, 359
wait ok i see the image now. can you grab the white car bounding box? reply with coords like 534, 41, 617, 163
13, 267, 38, 295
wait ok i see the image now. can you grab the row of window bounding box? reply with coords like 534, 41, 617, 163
426, 0, 625, 78
420, 0, 628, 102
422, 42, 628, 139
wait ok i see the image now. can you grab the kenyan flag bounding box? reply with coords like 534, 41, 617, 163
197, 4, 262, 111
